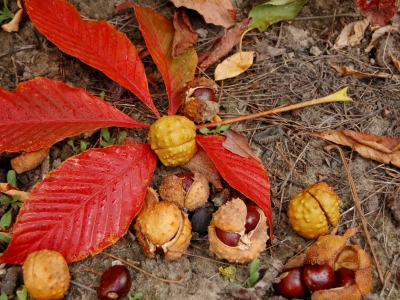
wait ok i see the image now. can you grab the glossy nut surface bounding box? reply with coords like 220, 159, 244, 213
192, 88, 216, 102
97, 265, 132, 300
274, 267, 307, 298
333, 268, 355, 288
245, 206, 260, 232
215, 227, 240, 247
303, 264, 334, 292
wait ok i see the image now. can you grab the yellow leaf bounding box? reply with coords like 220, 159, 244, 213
214, 51, 254, 81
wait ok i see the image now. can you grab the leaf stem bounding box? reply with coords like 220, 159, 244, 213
196, 87, 352, 129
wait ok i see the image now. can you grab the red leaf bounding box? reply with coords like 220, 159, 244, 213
25, 0, 159, 117
356, 0, 399, 27
134, 5, 198, 116
0, 78, 149, 153
0, 144, 157, 264
196, 135, 273, 237
198, 18, 250, 71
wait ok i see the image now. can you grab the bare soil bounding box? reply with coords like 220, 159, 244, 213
1, 0, 399, 299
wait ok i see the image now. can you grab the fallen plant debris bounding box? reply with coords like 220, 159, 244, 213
0, 0, 397, 298
311, 129, 400, 168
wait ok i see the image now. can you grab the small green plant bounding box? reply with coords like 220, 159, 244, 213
0, 195, 21, 230
7, 169, 17, 187
16, 286, 28, 300
67, 137, 90, 155
100, 128, 127, 147
199, 124, 230, 135
246, 259, 260, 288
0, 0, 14, 24
127, 292, 143, 300
0, 293, 8, 300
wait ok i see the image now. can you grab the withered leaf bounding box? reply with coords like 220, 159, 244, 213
183, 148, 222, 190
330, 64, 400, 80
170, 0, 236, 28
172, 8, 198, 58
310, 129, 400, 167
1, 8, 24, 32
10, 148, 50, 174
331, 19, 369, 50
214, 51, 254, 81
222, 130, 260, 162
198, 18, 251, 71
0, 183, 30, 202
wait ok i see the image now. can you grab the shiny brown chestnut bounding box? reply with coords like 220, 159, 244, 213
303, 264, 334, 292
245, 206, 260, 232
97, 265, 132, 300
215, 227, 241, 247
175, 172, 194, 192
192, 88, 216, 102
274, 267, 307, 298
333, 268, 355, 288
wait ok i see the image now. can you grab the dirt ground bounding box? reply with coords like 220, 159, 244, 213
1, 0, 400, 299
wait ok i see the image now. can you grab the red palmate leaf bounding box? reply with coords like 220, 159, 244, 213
133, 5, 197, 116
0, 78, 148, 153
0, 144, 157, 264
356, 0, 399, 27
196, 135, 273, 237
25, 0, 159, 117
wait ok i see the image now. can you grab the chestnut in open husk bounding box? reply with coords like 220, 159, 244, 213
208, 198, 269, 263
134, 189, 192, 260
274, 229, 372, 299
159, 172, 209, 211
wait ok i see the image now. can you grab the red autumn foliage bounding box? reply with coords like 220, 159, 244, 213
25, 0, 159, 117
1, 144, 157, 264
355, 0, 399, 27
196, 135, 273, 237
0, 78, 148, 153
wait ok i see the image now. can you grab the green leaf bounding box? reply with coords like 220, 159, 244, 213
16, 286, 28, 300
219, 124, 231, 132
199, 128, 212, 134
101, 128, 111, 143
0, 233, 11, 243
128, 292, 143, 300
0, 0, 14, 24
247, 271, 260, 288
100, 140, 110, 147
0, 208, 12, 229
0, 293, 8, 300
249, 259, 260, 275
80, 140, 89, 152
99, 90, 106, 100
7, 170, 17, 187
248, 0, 307, 32
118, 131, 127, 143
0, 197, 13, 205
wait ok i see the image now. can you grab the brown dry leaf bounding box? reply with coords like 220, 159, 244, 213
170, 0, 236, 28
255, 43, 286, 62
0, 183, 30, 202
330, 64, 400, 79
390, 53, 400, 71
10, 148, 50, 174
365, 26, 393, 52
198, 18, 250, 71
310, 130, 400, 167
172, 8, 198, 58
221, 130, 260, 162
183, 148, 222, 190
214, 51, 254, 81
1, 8, 24, 32
331, 19, 369, 50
